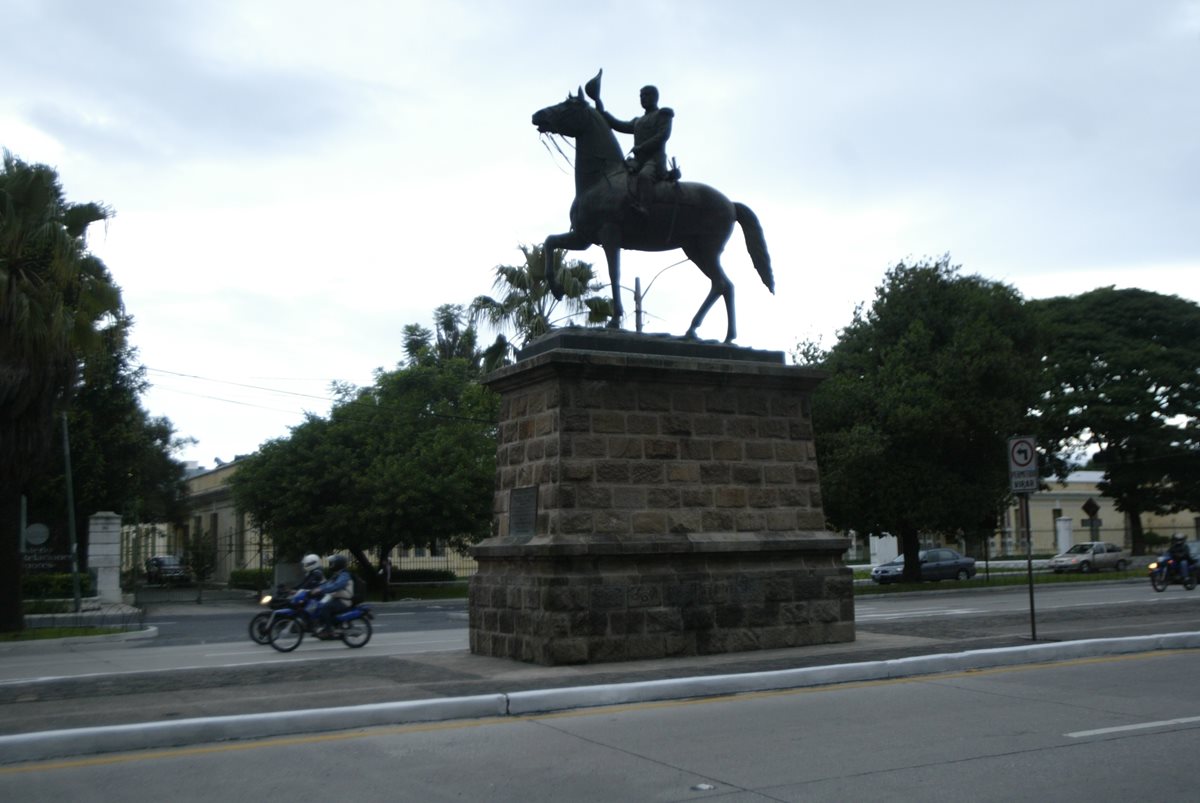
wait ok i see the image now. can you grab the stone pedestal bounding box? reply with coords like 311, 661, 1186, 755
88, 511, 122, 603
469, 330, 853, 665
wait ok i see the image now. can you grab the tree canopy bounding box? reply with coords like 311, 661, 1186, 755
804, 256, 1042, 580
230, 342, 499, 574
28, 313, 190, 547
1029, 287, 1200, 552
470, 244, 612, 368
1, 151, 124, 631
402, 304, 483, 371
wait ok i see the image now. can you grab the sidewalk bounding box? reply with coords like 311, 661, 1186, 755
1, 599, 1197, 765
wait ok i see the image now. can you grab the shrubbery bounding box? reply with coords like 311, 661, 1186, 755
226, 567, 458, 590
229, 569, 274, 590
390, 569, 457, 583
22, 573, 95, 599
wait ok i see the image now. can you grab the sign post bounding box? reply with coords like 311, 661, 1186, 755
1008, 435, 1038, 640
1082, 497, 1102, 539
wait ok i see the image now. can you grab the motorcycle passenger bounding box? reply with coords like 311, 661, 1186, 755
1168, 533, 1191, 580
314, 554, 354, 638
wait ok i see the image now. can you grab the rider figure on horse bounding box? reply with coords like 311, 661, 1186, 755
597, 84, 674, 217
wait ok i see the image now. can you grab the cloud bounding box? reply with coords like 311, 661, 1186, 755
6, 0, 1198, 466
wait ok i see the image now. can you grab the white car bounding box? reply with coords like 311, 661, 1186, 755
1048, 541, 1129, 573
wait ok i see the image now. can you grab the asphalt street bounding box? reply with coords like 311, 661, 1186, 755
1, 579, 1198, 766
3, 645, 1198, 801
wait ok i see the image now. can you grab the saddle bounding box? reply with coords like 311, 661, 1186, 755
623, 157, 682, 183
623, 157, 681, 215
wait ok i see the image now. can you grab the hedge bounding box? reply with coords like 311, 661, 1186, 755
229, 568, 274, 590
22, 573, 95, 599
389, 569, 457, 583
228, 567, 458, 589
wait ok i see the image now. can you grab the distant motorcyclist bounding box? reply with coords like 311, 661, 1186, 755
1167, 533, 1191, 579
313, 555, 354, 638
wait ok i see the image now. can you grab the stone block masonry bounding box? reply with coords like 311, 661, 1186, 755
470, 330, 853, 665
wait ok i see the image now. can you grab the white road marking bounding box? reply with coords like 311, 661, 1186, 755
857, 608, 984, 621
1067, 715, 1200, 738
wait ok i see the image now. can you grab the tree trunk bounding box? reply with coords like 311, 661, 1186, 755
899, 524, 922, 583
1128, 511, 1146, 556
0, 492, 26, 633
349, 547, 374, 592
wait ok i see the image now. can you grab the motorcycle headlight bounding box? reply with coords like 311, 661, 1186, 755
260, 594, 273, 605
1148, 562, 1159, 571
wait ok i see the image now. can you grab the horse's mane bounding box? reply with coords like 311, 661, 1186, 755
581, 102, 625, 169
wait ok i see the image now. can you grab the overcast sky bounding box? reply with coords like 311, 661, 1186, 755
4, 0, 1198, 468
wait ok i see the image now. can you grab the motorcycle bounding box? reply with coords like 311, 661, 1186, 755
266, 589, 373, 652
1148, 554, 1197, 592
248, 584, 294, 644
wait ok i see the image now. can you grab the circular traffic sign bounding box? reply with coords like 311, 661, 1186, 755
1009, 438, 1036, 469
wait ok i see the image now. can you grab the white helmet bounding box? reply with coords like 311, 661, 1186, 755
301, 554, 321, 572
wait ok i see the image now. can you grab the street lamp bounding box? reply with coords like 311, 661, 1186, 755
625, 257, 690, 333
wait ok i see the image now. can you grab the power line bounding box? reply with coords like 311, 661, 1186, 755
149, 385, 319, 416
147, 367, 497, 426
147, 367, 339, 403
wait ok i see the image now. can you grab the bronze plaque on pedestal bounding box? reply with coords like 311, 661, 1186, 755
509, 486, 538, 542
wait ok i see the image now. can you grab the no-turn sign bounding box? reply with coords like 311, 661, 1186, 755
1008, 435, 1038, 493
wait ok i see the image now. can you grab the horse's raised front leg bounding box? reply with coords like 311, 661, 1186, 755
544, 231, 591, 301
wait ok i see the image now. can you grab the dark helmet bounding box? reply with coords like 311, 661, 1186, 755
328, 554, 349, 572
1172, 533, 1187, 544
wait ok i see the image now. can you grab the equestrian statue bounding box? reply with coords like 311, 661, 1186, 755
532, 70, 774, 344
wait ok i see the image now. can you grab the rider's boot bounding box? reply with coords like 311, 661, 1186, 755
633, 174, 653, 217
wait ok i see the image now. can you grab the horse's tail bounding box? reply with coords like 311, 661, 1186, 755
734, 202, 774, 294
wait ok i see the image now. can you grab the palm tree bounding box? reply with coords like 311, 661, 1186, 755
402, 304, 485, 373
0, 150, 121, 632
470, 244, 612, 370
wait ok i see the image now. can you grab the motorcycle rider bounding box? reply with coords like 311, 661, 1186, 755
313, 554, 354, 638
298, 554, 326, 590
1167, 533, 1192, 580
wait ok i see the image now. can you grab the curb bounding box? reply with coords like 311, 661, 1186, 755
0, 627, 158, 654
2, 631, 1198, 765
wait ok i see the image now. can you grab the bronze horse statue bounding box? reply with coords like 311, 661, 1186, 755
532, 89, 774, 343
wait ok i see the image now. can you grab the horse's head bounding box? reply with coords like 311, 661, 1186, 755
532, 88, 593, 138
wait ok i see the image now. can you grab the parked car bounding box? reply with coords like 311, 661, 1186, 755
145, 555, 191, 585
1048, 541, 1129, 573
870, 548, 977, 584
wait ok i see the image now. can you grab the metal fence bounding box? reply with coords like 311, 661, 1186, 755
385, 545, 478, 578
844, 525, 1198, 566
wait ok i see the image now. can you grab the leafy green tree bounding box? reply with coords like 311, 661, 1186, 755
805, 256, 1042, 581
470, 244, 612, 369
187, 525, 217, 603
28, 313, 189, 557
231, 353, 498, 579
1029, 287, 1200, 554
1, 152, 122, 632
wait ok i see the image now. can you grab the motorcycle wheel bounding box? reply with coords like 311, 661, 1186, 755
340, 617, 372, 648
1151, 571, 1169, 592
248, 612, 272, 645
269, 618, 304, 652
